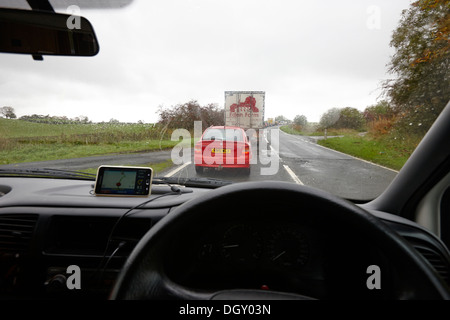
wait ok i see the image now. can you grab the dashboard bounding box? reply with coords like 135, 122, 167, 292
164, 218, 388, 299
1, 177, 450, 299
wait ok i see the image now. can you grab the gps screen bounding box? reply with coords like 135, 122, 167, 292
94, 166, 153, 196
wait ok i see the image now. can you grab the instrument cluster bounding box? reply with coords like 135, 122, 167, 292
195, 221, 313, 272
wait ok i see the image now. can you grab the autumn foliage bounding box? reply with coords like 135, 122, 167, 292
383, 0, 449, 136
157, 100, 224, 133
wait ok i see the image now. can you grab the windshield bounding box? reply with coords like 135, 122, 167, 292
0, 0, 448, 202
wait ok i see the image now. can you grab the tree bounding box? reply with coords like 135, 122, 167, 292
275, 115, 289, 124
0, 106, 16, 119
363, 100, 394, 122
382, 0, 449, 135
157, 100, 224, 131
293, 114, 307, 130
78, 115, 91, 124
319, 108, 341, 129
333, 107, 365, 130
363, 101, 396, 136
293, 115, 307, 126
319, 107, 364, 131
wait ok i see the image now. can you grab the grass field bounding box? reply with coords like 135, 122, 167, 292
317, 135, 419, 171
2, 118, 421, 171
0, 118, 186, 165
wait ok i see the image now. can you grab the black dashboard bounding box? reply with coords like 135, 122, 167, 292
0, 177, 449, 299
164, 218, 388, 299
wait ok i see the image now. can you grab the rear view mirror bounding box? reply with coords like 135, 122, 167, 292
0, 8, 99, 59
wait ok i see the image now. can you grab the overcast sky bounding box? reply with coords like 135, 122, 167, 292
0, 0, 413, 123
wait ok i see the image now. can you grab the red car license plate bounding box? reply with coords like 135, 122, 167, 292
212, 148, 231, 154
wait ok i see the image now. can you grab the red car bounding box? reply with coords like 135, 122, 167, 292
194, 126, 252, 175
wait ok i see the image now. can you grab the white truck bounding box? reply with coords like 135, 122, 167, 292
224, 91, 265, 145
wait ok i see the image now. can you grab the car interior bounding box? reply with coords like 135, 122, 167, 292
0, 0, 449, 301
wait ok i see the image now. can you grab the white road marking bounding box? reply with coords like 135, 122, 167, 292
164, 161, 191, 177
283, 164, 304, 185
269, 145, 283, 163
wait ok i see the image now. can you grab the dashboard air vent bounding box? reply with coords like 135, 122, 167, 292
0, 214, 38, 254
413, 245, 450, 286
382, 220, 450, 288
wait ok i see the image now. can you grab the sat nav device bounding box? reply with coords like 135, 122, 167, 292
94, 165, 153, 197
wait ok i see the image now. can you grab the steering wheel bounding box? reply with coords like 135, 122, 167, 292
110, 181, 450, 300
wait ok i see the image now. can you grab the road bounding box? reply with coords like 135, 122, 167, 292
0, 150, 172, 171
0, 127, 397, 200
162, 127, 397, 200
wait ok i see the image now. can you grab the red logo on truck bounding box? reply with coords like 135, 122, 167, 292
229, 96, 259, 113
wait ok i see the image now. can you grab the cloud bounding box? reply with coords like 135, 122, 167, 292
0, 0, 412, 124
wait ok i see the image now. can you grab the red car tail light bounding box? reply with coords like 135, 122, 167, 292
243, 144, 250, 155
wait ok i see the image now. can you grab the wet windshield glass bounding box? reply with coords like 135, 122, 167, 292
0, 0, 448, 202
